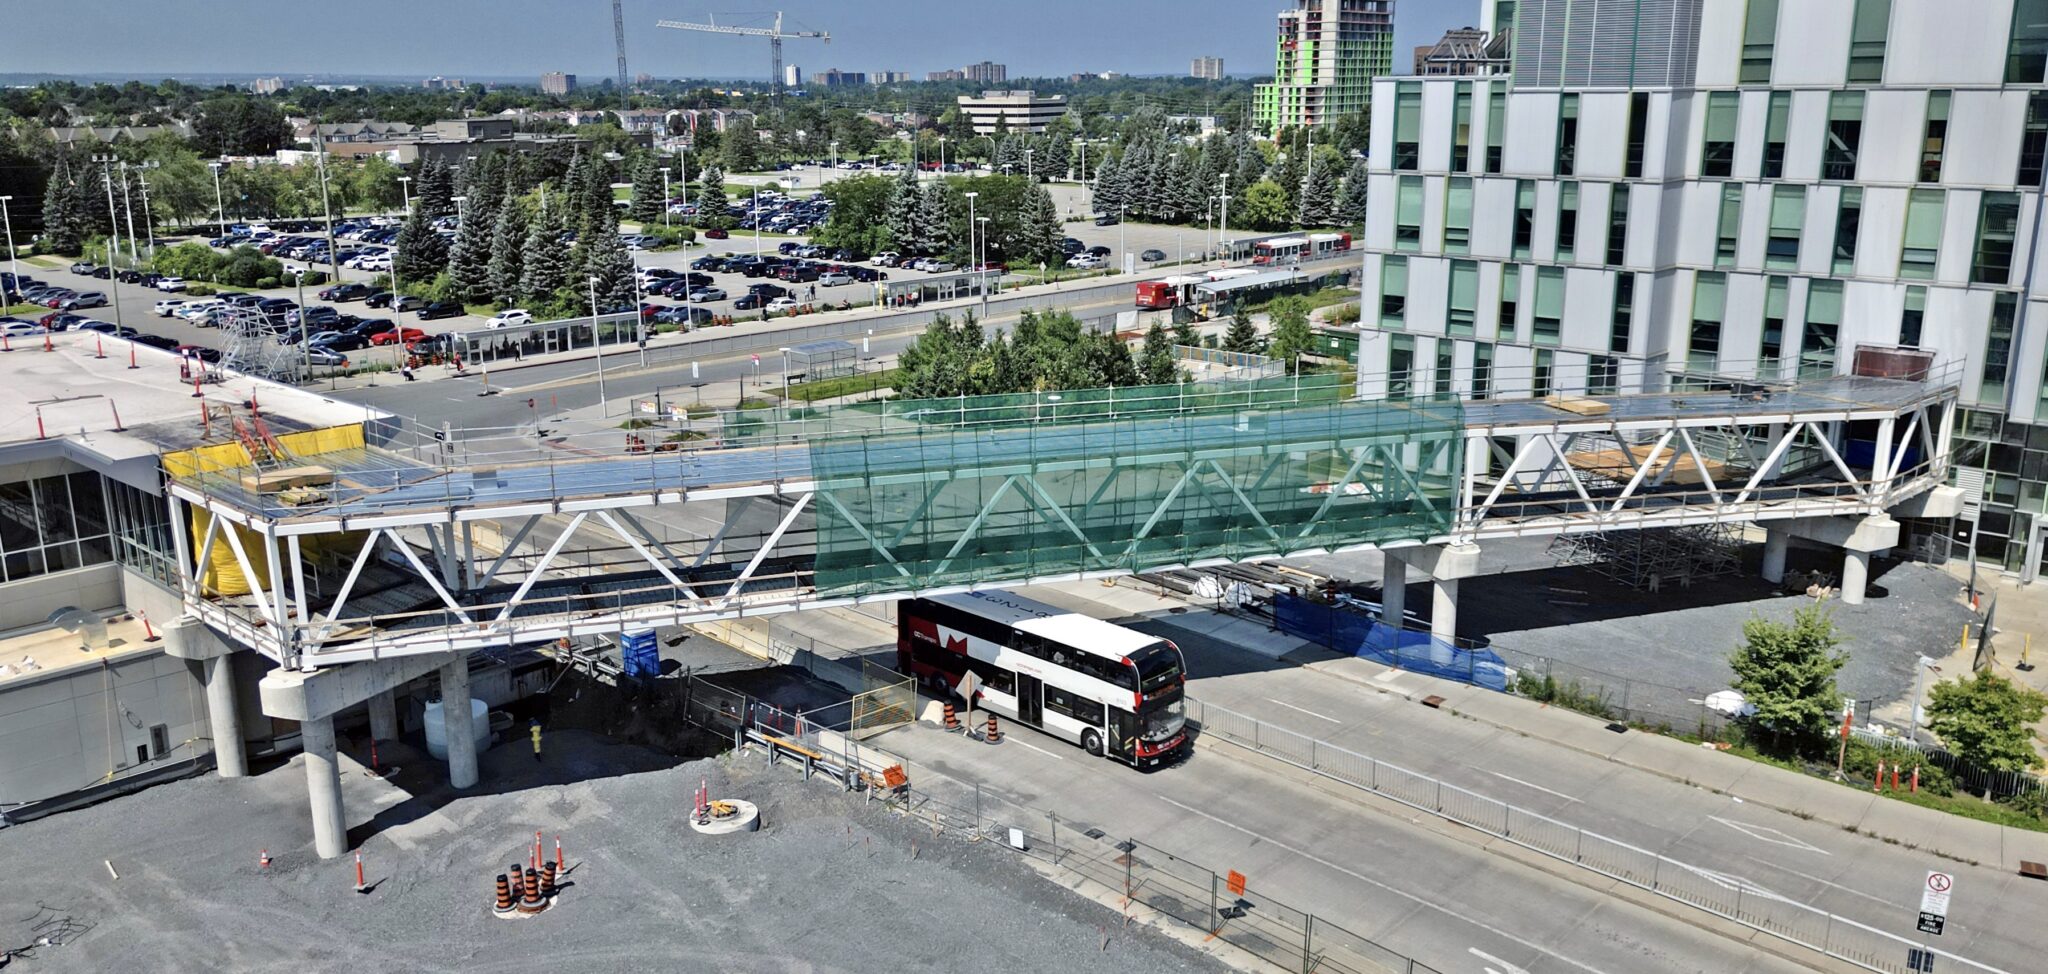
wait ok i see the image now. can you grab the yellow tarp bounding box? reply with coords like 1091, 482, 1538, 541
163, 425, 368, 597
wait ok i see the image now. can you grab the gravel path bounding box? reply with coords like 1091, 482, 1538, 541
0, 731, 1225, 974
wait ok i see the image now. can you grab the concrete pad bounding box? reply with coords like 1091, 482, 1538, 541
1604, 734, 1755, 793
1851, 795, 2009, 868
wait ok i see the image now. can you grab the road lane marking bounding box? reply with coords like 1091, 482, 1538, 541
1708, 816, 1831, 855
1008, 738, 1065, 761
1264, 698, 1341, 723
1486, 771, 1581, 803
1470, 947, 1532, 974
1741, 856, 1895, 908
1151, 795, 1618, 974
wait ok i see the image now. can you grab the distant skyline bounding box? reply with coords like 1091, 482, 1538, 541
10, 0, 1477, 82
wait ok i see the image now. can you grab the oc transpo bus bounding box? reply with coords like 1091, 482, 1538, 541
898, 591, 1189, 768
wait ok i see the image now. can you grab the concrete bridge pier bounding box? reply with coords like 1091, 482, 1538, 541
1777, 515, 1900, 606
1761, 527, 1790, 585
1400, 542, 1482, 646
162, 614, 246, 779
1379, 549, 1407, 628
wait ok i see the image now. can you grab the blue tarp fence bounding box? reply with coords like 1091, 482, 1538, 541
1273, 592, 1513, 691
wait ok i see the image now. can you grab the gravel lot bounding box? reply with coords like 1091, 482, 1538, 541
0, 729, 1225, 974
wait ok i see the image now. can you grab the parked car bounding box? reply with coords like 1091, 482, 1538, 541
1087, 245, 1113, 258
923, 261, 957, 273
393, 295, 428, 313
688, 288, 727, 303
1066, 254, 1106, 269
1094, 213, 1120, 226
153, 299, 188, 317
175, 344, 222, 364
68, 261, 97, 275
363, 291, 395, 308
370, 326, 427, 346
61, 292, 109, 310
484, 309, 533, 328
346, 318, 394, 338
132, 334, 181, 351
733, 293, 764, 310
319, 282, 373, 302
0, 319, 44, 338
175, 301, 225, 322
703, 228, 729, 239
314, 332, 372, 352
765, 297, 800, 313
1140, 249, 1166, 262
154, 277, 189, 292
872, 252, 900, 267
39, 312, 86, 331
416, 301, 463, 321
303, 346, 350, 367
815, 272, 853, 287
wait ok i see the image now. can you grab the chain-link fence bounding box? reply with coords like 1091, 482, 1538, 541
1188, 697, 2006, 974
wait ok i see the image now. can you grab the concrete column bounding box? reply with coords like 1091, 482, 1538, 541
1841, 548, 1873, 606
203, 656, 247, 778
1761, 528, 1789, 585
439, 659, 478, 790
1380, 549, 1406, 630
301, 714, 348, 859
367, 689, 398, 744
1432, 578, 1460, 648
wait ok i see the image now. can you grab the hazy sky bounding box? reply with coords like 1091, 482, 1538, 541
10, 0, 1479, 80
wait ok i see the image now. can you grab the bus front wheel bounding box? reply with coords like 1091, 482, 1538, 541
1081, 729, 1103, 757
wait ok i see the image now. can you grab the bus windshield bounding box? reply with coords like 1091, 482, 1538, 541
1133, 643, 1183, 693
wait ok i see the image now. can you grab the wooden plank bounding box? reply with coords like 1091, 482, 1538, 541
1543, 394, 1613, 417
239, 465, 336, 492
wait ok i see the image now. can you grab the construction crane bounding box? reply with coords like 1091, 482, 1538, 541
655, 12, 829, 111
611, 0, 631, 111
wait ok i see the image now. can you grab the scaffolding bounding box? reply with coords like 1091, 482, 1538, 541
217, 307, 304, 383
1547, 523, 1744, 592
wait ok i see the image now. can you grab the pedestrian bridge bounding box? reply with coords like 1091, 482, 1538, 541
164, 355, 1959, 668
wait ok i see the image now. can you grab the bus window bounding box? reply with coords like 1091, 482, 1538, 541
1133, 644, 1183, 692
1044, 685, 1103, 726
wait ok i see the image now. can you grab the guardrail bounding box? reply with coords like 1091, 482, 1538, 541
1187, 697, 2005, 974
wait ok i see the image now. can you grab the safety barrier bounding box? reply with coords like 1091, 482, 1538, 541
1187, 697, 2008, 974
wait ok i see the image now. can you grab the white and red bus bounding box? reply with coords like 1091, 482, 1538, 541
900, 591, 1188, 767
1253, 232, 1352, 265
1134, 274, 1210, 309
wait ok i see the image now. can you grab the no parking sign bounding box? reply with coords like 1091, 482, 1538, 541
1916, 870, 1953, 935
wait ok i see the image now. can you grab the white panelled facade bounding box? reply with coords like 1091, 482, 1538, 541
1362, 0, 2048, 577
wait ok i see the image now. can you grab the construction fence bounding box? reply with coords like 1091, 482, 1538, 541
1852, 727, 2048, 803
1187, 697, 2000, 974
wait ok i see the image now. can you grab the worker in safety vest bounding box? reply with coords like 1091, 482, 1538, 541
529, 719, 543, 763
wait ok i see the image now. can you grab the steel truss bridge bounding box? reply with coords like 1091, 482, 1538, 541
165, 361, 1960, 669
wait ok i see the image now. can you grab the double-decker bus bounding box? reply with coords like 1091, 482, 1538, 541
899, 591, 1188, 768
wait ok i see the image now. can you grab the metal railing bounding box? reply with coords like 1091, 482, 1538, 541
1187, 698, 2008, 974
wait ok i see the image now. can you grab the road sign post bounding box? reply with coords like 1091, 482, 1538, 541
1916, 870, 1952, 936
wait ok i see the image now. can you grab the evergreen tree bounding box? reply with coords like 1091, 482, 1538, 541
578, 204, 638, 311
627, 156, 665, 224
1230, 144, 1268, 202
446, 200, 493, 305
1018, 184, 1065, 269
1297, 155, 1341, 227
1336, 159, 1371, 226
486, 195, 530, 307
916, 182, 952, 256
414, 157, 456, 218
1223, 310, 1260, 353
693, 164, 729, 229
1266, 296, 1317, 373
722, 125, 761, 172
520, 190, 570, 307
391, 209, 449, 286
1092, 152, 1123, 214
38, 159, 89, 256
560, 153, 588, 226
462, 153, 507, 221
884, 166, 921, 252
1140, 322, 1179, 386
1172, 318, 1200, 347
578, 155, 614, 227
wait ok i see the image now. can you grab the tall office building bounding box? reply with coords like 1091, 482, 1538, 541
783, 65, 803, 88
540, 72, 576, 95
1356, 0, 2048, 578
1191, 56, 1226, 80
1254, 0, 1394, 131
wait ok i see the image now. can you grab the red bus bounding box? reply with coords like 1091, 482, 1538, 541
1134, 275, 1209, 309
900, 591, 1188, 767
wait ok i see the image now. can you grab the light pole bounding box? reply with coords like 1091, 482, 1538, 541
397, 175, 413, 215
1119, 203, 1128, 273
587, 275, 609, 415
0, 196, 18, 293
779, 345, 790, 390
117, 161, 140, 266
659, 167, 672, 228
91, 157, 125, 330
976, 215, 991, 317
137, 171, 158, 256
963, 190, 978, 304
209, 161, 227, 239
1024, 148, 1033, 183
1218, 173, 1231, 264
752, 186, 762, 259
938, 136, 947, 177
829, 140, 838, 176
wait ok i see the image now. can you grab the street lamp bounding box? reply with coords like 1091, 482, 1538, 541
137, 172, 158, 256
976, 215, 991, 318
587, 275, 609, 415
0, 196, 18, 293
963, 190, 978, 306
1024, 148, 1033, 183
397, 175, 413, 215
116, 161, 140, 265
90, 155, 126, 329
1218, 173, 1231, 264
938, 135, 947, 177
779, 345, 790, 390
659, 167, 672, 228
1118, 203, 1128, 273
209, 161, 227, 239
829, 140, 839, 175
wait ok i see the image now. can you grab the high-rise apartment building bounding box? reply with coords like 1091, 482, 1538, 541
540, 72, 576, 95
1191, 56, 1226, 80
1254, 0, 1394, 131
783, 65, 803, 88
1356, 0, 2048, 578
873, 71, 912, 84
251, 77, 286, 95
964, 61, 1008, 84
810, 69, 868, 87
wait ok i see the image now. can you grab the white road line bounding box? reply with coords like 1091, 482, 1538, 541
1007, 738, 1066, 761
1741, 856, 1896, 908
1263, 697, 1342, 723
1487, 771, 1581, 803
1471, 946, 1533, 974
1152, 795, 1617, 974
1708, 816, 1831, 855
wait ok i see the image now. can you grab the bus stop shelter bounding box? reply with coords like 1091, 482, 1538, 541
880, 270, 994, 308
454, 311, 643, 365
787, 340, 857, 382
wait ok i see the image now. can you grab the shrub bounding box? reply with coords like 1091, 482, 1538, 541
296, 270, 329, 287
1327, 303, 1362, 326
184, 284, 215, 297
255, 277, 280, 289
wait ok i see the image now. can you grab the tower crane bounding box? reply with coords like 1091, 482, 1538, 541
611, 0, 631, 112
655, 12, 829, 111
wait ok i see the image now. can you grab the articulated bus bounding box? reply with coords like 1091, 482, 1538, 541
1252, 232, 1352, 265
899, 591, 1189, 768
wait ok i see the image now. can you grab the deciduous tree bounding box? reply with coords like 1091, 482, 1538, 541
1729, 605, 1849, 755
1926, 673, 2048, 792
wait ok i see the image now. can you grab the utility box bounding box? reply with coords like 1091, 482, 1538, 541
620, 630, 660, 678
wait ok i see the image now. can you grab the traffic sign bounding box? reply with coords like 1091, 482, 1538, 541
1917, 871, 1953, 936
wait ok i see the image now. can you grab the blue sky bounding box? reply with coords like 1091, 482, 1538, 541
13, 0, 1479, 80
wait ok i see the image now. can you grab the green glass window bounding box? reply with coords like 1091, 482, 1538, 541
2008, 0, 2048, 84
1498, 264, 1520, 339
1533, 267, 1564, 346
1716, 183, 1743, 269
1590, 355, 1619, 396
1690, 271, 1726, 372
1556, 94, 1579, 176
1762, 91, 1791, 179
1472, 342, 1494, 400
1762, 276, 1789, 376
1388, 334, 1414, 399
1984, 292, 2018, 402
1803, 280, 1844, 377
1447, 260, 1478, 337
1606, 185, 1629, 265
1899, 188, 1944, 281
1824, 92, 1864, 180
1395, 176, 1424, 252
1444, 177, 1473, 255
2023, 93, 2048, 186
1625, 92, 1650, 179
1533, 349, 1555, 398
1451, 83, 1473, 171
1920, 91, 1951, 183
1833, 188, 1863, 275
1379, 256, 1408, 328
1393, 83, 1422, 171
1610, 272, 1634, 354
1741, 0, 1780, 83
1766, 185, 1804, 271
1556, 182, 1579, 262
1703, 92, 1739, 178
1512, 180, 1535, 259
1486, 88, 1508, 174
1847, 0, 1892, 83
1900, 285, 1926, 347
1973, 192, 2021, 285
